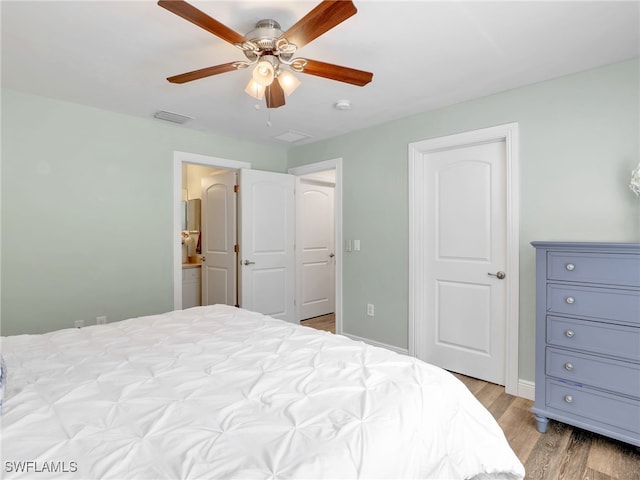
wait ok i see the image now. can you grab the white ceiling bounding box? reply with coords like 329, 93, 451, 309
2, 1, 638, 148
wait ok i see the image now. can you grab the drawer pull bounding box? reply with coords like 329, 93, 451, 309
564, 362, 574, 371
565, 296, 575, 304
565, 263, 575, 271
565, 330, 575, 338
564, 395, 574, 403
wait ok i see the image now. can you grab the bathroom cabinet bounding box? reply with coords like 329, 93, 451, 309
182, 265, 201, 309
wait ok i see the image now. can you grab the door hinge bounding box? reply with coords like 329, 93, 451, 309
234, 184, 239, 193
234, 244, 239, 253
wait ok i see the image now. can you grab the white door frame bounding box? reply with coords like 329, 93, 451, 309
173, 151, 250, 309
288, 158, 343, 335
408, 124, 520, 396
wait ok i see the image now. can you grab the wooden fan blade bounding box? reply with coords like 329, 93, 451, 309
167, 62, 240, 84
299, 59, 373, 86
158, 0, 245, 45
281, 0, 357, 49
266, 80, 286, 108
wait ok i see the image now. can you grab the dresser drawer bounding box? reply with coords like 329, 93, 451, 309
547, 285, 640, 325
547, 316, 640, 362
548, 252, 640, 287
546, 380, 640, 435
546, 348, 640, 398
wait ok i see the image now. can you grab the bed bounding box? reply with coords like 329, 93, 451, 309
1, 304, 525, 479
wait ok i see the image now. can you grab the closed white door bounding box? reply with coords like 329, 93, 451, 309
298, 180, 335, 320
423, 140, 507, 384
239, 169, 296, 323
201, 171, 237, 306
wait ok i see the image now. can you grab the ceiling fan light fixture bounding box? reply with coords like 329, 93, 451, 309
277, 70, 301, 96
252, 56, 276, 87
159, 0, 373, 110
244, 79, 266, 100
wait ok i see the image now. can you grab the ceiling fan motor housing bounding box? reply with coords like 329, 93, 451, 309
243, 19, 294, 63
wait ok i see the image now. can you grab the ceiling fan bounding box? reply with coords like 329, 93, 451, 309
158, 0, 373, 109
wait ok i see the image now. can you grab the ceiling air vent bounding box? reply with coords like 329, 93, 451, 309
153, 110, 193, 124
273, 130, 312, 143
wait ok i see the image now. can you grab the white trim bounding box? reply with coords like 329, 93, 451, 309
288, 159, 343, 335
408, 123, 521, 397
172, 151, 251, 310
341, 333, 409, 356
174, 151, 251, 170
518, 379, 535, 401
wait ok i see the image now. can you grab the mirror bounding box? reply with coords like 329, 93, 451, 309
181, 201, 187, 231
186, 199, 201, 232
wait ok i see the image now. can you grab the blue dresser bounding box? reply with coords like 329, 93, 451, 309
531, 242, 640, 447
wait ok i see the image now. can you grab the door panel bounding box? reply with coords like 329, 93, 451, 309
252, 267, 286, 314
437, 161, 491, 260
425, 140, 506, 384
201, 171, 237, 306
240, 169, 295, 323
437, 281, 491, 353
299, 181, 335, 320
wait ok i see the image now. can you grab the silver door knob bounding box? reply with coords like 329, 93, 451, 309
488, 271, 506, 279
243, 260, 255, 266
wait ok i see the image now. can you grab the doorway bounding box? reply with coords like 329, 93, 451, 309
173, 152, 300, 325
289, 159, 343, 334
297, 173, 335, 320
408, 124, 520, 396
173, 151, 250, 310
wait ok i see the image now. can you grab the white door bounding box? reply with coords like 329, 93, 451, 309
201, 171, 237, 306
298, 180, 335, 320
239, 169, 296, 323
423, 140, 507, 384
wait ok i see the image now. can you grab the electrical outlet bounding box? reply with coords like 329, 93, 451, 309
367, 304, 375, 317
74, 320, 84, 328
96, 316, 107, 325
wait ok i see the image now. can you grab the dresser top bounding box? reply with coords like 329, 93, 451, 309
531, 241, 640, 253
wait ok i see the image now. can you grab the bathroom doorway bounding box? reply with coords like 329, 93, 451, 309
173, 151, 250, 310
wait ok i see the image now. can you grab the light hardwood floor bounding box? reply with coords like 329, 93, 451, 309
301, 315, 640, 480
452, 373, 640, 480
300, 313, 335, 334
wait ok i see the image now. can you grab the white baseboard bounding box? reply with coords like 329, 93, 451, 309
518, 379, 535, 400
341, 332, 409, 355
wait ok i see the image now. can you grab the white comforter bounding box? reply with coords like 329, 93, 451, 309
1, 305, 524, 479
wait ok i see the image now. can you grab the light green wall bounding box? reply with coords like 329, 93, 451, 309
287, 59, 640, 383
3, 60, 639, 383
1, 89, 287, 336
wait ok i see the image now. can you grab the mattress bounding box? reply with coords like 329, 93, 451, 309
1, 305, 525, 479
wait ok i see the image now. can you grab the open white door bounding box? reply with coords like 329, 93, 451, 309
201, 171, 237, 306
239, 169, 296, 323
298, 179, 335, 320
